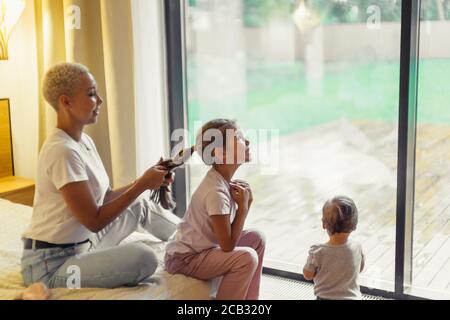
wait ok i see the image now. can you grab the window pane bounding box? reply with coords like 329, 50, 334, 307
411, 0, 450, 299
184, 0, 401, 292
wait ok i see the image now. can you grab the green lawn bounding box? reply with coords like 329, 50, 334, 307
187, 59, 450, 138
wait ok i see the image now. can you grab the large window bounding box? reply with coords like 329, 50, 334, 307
410, 1, 450, 299
184, 0, 401, 293
165, 0, 450, 299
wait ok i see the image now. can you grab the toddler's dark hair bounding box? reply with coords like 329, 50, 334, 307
322, 196, 358, 235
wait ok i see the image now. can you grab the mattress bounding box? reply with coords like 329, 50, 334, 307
0, 199, 210, 300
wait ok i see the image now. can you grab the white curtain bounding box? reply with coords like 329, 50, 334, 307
34, 0, 169, 187
131, 0, 170, 176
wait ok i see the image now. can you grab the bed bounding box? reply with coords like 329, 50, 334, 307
0, 199, 211, 300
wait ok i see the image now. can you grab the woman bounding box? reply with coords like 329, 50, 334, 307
21, 62, 175, 289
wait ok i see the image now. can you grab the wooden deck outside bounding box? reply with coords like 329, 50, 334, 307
188, 119, 450, 296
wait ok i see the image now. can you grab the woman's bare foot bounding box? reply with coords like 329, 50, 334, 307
16, 283, 51, 300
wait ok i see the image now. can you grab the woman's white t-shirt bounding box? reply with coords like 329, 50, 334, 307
22, 128, 110, 244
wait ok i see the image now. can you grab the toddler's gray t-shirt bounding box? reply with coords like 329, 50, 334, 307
304, 241, 364, 300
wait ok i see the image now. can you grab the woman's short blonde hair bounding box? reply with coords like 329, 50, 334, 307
43, 62, 90, 110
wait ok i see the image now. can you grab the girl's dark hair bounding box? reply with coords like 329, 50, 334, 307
149, 147, 195, 210
196, 119, 238, 165
322, 196, 358, 235
150, 118, 237, 210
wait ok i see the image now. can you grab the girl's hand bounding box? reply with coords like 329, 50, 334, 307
137, 165, 168, 190
231, 180, 253, 208
231, 179, 249, 188
230, 182, 250, 210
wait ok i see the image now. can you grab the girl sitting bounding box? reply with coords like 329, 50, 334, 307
165, 119, 265, 300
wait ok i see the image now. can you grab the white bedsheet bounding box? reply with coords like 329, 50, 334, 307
0, 199, 210, 300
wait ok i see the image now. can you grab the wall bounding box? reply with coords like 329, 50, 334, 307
0, 0, 39, 180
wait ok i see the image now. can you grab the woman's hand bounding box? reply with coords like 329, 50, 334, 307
136, 165, 169, 191
61, 165, 167, 233
157, 157, 175, 188
162, 171, 175, 187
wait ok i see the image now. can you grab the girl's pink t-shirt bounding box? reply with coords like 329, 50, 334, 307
166, 168, 237, 255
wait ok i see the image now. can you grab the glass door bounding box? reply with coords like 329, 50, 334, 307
183, 0, 403, 292
409, 0, 450, 299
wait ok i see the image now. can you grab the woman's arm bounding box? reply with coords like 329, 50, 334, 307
103, 183, 135, 204
104, 172, 175, 204
60, 165, 168, 233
